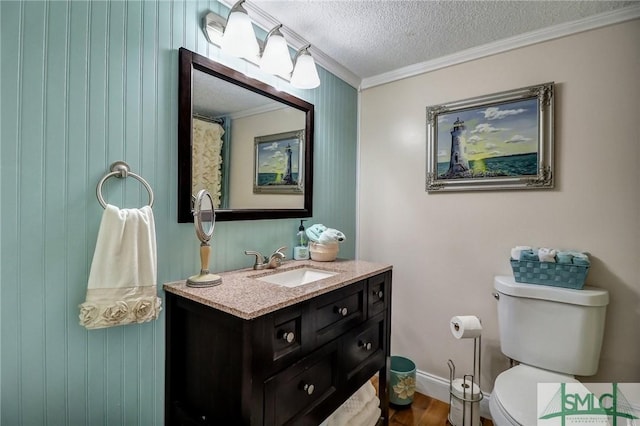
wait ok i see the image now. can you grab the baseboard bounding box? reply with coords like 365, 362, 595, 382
415, 369, 493, 421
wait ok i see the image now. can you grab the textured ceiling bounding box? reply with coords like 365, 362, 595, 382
250, 0, 637, 81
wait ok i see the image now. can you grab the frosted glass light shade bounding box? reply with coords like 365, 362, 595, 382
291, 49, 320, 89
221, 3, 259, 60
260, 28, 293, 77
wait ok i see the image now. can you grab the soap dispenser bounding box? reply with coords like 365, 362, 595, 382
293, 220, 309, 260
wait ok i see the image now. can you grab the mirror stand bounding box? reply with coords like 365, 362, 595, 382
187, 241, 222, 287
186, 189, 222, 288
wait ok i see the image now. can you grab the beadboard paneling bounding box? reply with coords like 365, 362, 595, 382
0, 1, 358, 424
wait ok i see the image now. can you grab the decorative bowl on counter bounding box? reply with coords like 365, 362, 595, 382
309, 241, 339, 261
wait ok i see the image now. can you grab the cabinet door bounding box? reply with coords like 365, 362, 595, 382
263, 341, 339, 426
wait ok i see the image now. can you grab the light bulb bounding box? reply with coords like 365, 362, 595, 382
291, 47, 320, 89
221, 1, 259, 60
260, 26, 293, 77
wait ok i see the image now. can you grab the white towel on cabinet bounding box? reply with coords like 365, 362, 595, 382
79, 204, 162, 329
323, 381, 380, 426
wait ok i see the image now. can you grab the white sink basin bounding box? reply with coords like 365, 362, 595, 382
257, 267, 338, 288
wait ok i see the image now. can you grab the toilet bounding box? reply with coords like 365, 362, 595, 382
489, 275, 609, 426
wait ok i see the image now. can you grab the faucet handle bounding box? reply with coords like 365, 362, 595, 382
273, 246, 287, 258
244, 250, 266, 269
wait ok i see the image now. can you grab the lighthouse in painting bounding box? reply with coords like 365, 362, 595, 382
283, 143, 294, 184
447, 117, 469, 176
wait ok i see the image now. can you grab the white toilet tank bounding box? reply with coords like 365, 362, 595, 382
494, 276, 609, 376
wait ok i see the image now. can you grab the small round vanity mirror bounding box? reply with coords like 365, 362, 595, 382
194, 189, 215, 243
187, 190, 222, 288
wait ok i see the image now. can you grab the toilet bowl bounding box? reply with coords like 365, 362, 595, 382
489, 365, 578, 426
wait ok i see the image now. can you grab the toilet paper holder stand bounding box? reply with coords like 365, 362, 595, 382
447, 334, 484, 426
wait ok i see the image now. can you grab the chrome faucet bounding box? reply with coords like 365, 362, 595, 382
244, 246, 287, 270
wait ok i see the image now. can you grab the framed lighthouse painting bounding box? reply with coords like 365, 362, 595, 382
426, 82, 554, 192
253, 129, 305, 194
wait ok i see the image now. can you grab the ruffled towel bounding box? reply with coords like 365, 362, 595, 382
79, 205, 162, 329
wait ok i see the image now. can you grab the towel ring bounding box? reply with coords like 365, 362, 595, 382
96, 161, 154, 209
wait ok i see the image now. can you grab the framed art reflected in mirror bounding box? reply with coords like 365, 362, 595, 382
253, 130, 304, 195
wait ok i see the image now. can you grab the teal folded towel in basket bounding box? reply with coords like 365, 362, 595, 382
571, 253, 590, 266
519, 250, 539, 262
556, 252, 574, 264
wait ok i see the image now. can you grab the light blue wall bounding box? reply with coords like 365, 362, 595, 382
0, 1, 358, 424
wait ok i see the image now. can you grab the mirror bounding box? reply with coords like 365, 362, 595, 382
187, 189, 222, 288
194, 189, 215, 242
178, 47, 314, 222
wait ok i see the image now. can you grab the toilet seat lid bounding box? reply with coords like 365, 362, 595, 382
493, 365, 578, 426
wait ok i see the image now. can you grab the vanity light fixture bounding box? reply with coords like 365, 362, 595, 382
221, 0, 260, 60
260, 24, 293, 77
290, 45, 321, 89
201, 4, 321, 89
203, 12, 226, 46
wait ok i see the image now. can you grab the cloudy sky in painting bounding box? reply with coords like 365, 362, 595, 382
257, 139, 299, 174
436, 98, 538, 163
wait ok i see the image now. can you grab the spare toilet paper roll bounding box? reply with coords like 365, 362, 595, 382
450, 378, 481, 426
450, 316, 482, 339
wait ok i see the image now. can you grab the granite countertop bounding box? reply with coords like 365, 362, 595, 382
163, 259, 392, 320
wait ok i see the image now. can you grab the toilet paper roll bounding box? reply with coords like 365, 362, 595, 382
450, 378, 481, 426
450, 315, 482, 339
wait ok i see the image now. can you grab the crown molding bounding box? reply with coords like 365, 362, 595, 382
361, 4, 640, 90
218, 0, 361, 88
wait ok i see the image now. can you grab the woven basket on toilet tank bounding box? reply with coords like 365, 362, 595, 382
509, 259, 589, 289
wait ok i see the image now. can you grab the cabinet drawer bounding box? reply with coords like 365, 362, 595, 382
264, 342, 338, 426
313, 281, 365, 346
368, 272, 389, 318
271, 307, 303, 363
342, 315, 386, 381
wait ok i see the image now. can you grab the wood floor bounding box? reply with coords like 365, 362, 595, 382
372, 377, 494, 426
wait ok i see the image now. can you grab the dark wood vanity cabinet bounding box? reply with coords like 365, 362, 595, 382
165, 271, 392, 425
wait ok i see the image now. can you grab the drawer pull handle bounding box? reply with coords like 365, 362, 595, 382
302, 383, 315, 395
373, 290, 383, 299
281, 331, 295, 343
334, 306, 348, 317
359, 340, 372, 351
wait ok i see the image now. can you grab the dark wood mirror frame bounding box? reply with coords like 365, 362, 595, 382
178, 47, 314, 222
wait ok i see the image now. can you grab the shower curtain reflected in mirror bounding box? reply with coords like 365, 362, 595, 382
192, 117, 225, 208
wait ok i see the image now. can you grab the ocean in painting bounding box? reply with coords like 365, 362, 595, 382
437, 152, 537, 179
258, 172, 299, 186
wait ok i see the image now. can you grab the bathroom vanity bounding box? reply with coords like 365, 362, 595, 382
164, 259, 392, 425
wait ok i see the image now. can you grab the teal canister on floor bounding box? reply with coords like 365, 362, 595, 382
389, 355, 416, 406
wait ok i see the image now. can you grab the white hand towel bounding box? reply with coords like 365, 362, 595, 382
79, 204, 162, 329
324, 381, 379, 426
347, 397, 381, 426
538, 247, 557, 263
